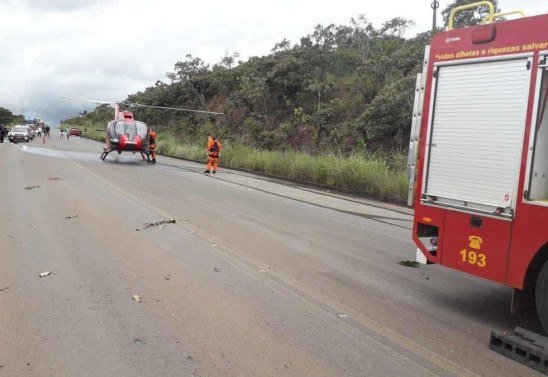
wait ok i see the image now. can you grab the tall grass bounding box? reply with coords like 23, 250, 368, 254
82, 127, 106, 143
157, 135, 408, 201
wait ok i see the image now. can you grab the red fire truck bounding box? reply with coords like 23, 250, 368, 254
408, 2, 548, 331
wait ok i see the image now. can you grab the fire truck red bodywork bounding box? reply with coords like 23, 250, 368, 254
412, 14, 548, 289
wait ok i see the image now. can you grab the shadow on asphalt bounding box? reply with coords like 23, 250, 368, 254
434, 289, 543, 334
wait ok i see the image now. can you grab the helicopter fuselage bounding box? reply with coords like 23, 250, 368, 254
101, 111, 151, 162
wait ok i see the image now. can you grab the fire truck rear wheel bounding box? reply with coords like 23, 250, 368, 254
535, 260, 548, 334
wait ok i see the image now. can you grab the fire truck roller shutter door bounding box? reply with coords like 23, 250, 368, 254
423, 57, 532, 215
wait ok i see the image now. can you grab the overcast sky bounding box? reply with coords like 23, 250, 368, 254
0, 0, 546, 125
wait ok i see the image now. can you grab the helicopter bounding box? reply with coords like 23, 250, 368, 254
62, 97, 223, 163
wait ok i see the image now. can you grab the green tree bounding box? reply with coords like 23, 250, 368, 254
357, 75, 416, 149
0, 107, 14, 124
442, 0, 501, 29
0, 107, 23, 125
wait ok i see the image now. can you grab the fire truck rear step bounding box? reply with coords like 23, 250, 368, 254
489, 327, 548, 374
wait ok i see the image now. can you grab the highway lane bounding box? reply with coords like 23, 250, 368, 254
0, 136, 542, 376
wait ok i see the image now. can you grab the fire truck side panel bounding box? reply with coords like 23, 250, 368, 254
508, 205, 548, 288
441, 211, 512, 283
412, 14, 548, 287
507, 56, 548, 289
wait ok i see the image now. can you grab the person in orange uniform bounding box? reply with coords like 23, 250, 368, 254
204, 136, 222, 174
148, 127, 157, 164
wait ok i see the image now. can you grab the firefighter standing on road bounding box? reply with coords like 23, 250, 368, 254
148, 127, 157, 164
204, 136, 222, 174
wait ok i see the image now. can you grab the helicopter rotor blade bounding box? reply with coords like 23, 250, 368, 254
61, 97, 117, 105
62, 97, 223, 115
125, 102, 223, 115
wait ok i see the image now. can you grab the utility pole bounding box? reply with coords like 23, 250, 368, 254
431, 0, 440, 32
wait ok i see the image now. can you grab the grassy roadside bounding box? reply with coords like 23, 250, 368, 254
83, 127, 105, 143
157, 135, 408, 201
79, 126, 408, 201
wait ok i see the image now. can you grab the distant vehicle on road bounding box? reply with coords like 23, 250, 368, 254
23, 117, 38, 140
69, 128, 81, 136
8, 125, 32, 143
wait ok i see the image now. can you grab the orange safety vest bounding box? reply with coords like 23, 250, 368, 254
208, 140, 222, 158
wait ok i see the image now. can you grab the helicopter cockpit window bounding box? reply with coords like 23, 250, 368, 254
135, 122, 147, 138
113, 121, 125, 136
112, 121, 139, 140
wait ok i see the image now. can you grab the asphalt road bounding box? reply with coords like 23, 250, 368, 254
0, 134, 543, 376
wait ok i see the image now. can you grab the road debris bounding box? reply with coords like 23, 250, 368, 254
214, 268, 220, 273
39, 271, 51, 278
420, 272, 430, 280
211, 244, 217, 247
259, 269, 265, 273
338, 314, 347, 318
158, 225, 163, 230
267, 265, 271, 269
164, 274, 171, 281
142, 219, 176, 230
398, 260, 421, 268
0, 287, 9, 292
64, 215, 78, 219
24, 185, 40, 190
48, 177, 61, 181
133, 338, 146, 344
132, 294, 142, 302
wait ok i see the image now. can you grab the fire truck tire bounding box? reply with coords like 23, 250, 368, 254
535, 260, 548, 334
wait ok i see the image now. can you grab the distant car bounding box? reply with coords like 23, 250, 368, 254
8, 125, 32, 143
69, 128, 81, 136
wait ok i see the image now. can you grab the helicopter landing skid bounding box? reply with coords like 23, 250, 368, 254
100, 148, 151, 163
100, 147, 111, 161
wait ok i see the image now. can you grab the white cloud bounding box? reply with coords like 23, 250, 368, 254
0, 0, 546, 125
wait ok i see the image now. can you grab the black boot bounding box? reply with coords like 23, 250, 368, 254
204, 170, 210, 174
151, 158, 156, 164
